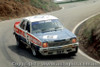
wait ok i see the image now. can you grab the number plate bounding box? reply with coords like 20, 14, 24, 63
57, 50, 61, 54
57, 50, 64, 54
63, 45, 73, 48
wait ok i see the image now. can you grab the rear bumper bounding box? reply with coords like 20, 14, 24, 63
39, 42, 79, 55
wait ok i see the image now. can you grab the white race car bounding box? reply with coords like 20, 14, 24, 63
13, 15, 79, 57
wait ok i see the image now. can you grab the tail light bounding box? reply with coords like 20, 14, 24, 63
42, 43, 48, 48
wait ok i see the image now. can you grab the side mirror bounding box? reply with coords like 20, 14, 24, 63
25, 30, 28, 33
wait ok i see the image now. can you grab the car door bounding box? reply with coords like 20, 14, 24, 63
19, 20, 27, 42
25, 21, 31, 45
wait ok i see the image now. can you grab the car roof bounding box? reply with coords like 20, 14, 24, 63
24, 15, 58, 22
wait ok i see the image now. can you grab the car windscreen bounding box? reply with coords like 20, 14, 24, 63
31, 19, 64, 33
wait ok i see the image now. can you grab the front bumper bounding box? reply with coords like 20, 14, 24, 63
39, 42, 79, 55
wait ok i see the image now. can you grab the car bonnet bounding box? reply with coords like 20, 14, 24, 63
32, 28, 76, 42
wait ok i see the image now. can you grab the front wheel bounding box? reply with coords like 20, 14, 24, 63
31, 46, 40, 57
69, 47, 78, 56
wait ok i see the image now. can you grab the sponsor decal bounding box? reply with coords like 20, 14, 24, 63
27, 33, 41, 46
14, 27, 25, 38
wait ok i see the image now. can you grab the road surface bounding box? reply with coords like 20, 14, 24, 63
0, 0, 100, 67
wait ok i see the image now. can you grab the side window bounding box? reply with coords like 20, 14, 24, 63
20, 20, 26, 29
26, 21, 30, 33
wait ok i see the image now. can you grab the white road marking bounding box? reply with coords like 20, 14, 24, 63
72, 12, 100, 64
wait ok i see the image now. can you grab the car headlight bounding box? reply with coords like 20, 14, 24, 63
72, 38, 77, 43
42, 43, 48, 48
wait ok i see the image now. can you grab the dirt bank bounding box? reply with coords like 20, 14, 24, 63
77, 14, 100, 61
0, 0, 60, 20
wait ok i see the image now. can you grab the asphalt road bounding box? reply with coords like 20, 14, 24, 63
0, 0, 100, 67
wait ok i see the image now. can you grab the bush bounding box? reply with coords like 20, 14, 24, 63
30, 0, 60, 12
14, 0, 60, 12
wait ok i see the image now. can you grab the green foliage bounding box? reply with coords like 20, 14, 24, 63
14, 0, 60, 12
30, 0, 60, 12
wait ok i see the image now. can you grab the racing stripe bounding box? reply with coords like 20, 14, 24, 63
27, 33, 42, 46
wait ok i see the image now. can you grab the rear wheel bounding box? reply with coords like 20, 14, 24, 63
16, 39, 20, 47
15, 35, 23, 47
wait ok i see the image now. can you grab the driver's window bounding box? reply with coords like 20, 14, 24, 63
20, 20, 26, 30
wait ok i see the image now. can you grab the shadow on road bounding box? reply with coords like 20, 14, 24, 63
8, 45, 76, 61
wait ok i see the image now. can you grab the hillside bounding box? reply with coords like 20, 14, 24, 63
78, 14, 100, 61
0, 0, 60, 20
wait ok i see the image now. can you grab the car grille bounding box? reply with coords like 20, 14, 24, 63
48, 39, 71, 47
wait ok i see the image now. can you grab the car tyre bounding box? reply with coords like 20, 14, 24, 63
69, 47, 78, 56
16, 38, 22, 47
31, 46, 40, 57
15, 35, 23, 47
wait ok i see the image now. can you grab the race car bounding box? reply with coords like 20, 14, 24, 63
13, 15, 79, 57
